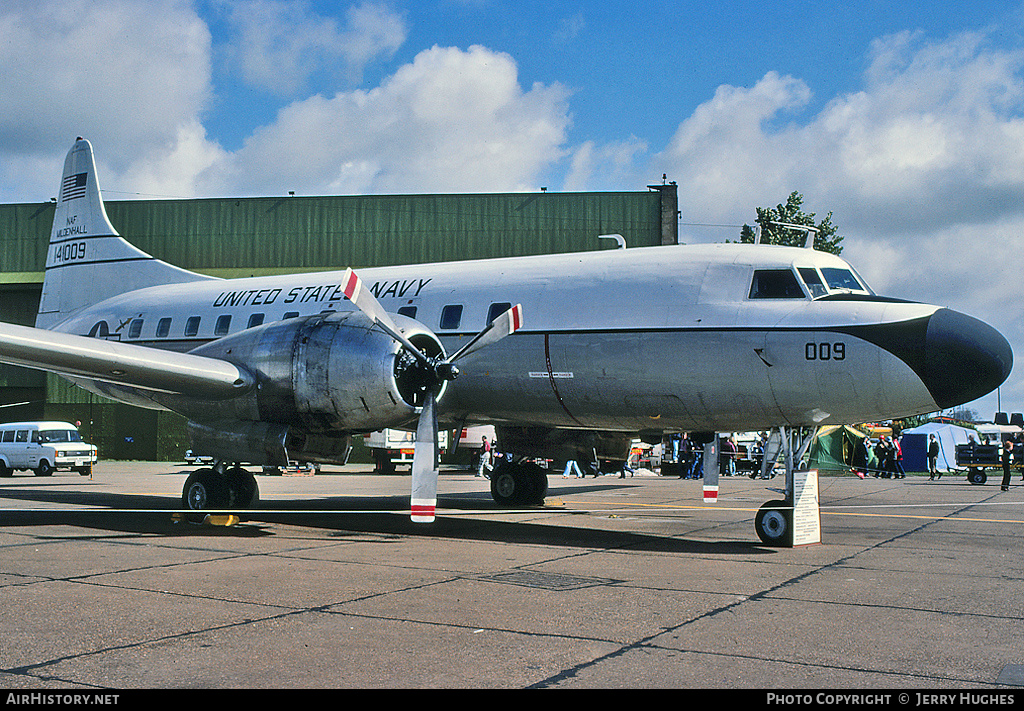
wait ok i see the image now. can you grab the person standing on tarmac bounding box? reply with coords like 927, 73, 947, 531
476, 436, 492, 478
893, 436, 906, 479
1002, 438, 1014, 491
928, 434, 941, 480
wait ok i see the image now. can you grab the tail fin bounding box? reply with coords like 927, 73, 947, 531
36, 138, 213, 329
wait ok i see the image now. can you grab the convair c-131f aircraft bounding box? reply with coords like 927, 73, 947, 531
0, 139, 1012, 543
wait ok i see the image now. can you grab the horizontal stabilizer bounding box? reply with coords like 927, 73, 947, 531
0, 322, 253, 399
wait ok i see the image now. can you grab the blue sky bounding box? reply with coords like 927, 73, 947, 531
2, 0, 1024, 417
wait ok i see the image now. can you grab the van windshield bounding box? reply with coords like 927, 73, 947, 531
37, 430, 83, 443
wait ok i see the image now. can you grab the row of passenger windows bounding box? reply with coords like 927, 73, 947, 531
101, 302, 515, 341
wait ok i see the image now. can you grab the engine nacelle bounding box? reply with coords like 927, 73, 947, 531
184, 310, 445, 434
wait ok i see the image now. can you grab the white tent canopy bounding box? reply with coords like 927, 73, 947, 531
901, 422, 976, 472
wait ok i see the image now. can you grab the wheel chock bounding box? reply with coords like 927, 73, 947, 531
170, 512, 240, 526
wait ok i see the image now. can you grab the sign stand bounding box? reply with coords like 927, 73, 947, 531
791, 468, 821, 547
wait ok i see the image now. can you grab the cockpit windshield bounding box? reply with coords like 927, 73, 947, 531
820, 267, 867, 293
798, 268, 827, 298
749, 264, 874, 301
796, 265, 872, 299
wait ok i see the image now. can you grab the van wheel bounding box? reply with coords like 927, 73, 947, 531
35, 460, 53, 477
0, 463, 12, 477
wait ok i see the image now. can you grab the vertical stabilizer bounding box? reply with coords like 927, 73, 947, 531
36, 138, 214, 329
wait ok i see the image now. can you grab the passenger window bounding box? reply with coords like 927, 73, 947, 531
283, 312, 299, 319
156, 318, 172, 338
1, 431, 12, 443
215, 315, 231, 336
247, 314, 265, 329
749, 269, 805, 299
487, 302, 512, 325
440, 305, 463, 330
128, 319, 144, 339
398, 306, 417, 318
15, 430, 28, 443
184, 316, 201, 337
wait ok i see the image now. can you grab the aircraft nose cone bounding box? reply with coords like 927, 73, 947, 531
923, 308, 1012, 409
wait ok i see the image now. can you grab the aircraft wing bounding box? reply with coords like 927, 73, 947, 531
0, 322, 253, 399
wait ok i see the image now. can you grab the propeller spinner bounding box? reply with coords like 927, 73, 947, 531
343, 269, 523, 522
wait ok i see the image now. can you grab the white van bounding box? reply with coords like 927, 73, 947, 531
0, 421, 98, 477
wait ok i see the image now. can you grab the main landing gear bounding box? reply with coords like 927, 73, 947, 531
181, 464, 259, 519
489, 459, 548, 506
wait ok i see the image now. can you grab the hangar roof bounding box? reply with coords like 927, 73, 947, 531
0, 189, 671, 281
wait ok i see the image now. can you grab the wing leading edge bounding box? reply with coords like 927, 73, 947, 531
0, 322, 253, 399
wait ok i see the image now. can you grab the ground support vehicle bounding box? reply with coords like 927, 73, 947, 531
956, 442, 1023, 484
0, 421, 98, 477
365, 428, 449, 474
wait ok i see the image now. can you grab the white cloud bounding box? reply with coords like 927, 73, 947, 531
0, 0, 218, 199
219, 0, 407, 96
201, 45, 571, 195
654, 30, 1024, 238
0, 0, 212, 159
654, 71, 813, 221
564, 136, 648, 192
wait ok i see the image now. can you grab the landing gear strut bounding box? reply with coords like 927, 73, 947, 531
753, 426, 817, 547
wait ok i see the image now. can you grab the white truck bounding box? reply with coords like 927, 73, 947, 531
364, 428, 449, 473
0, 421, 98, 477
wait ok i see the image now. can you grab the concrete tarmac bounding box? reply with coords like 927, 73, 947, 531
1, 462, 1023, 690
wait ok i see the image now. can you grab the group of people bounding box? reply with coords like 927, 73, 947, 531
475, 429, 1024, 487
665, 432, 770, 479
855, 435, 907, 479
850, 434, 905, 479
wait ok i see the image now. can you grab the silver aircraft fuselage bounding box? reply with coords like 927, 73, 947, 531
49, 241, 1011, 434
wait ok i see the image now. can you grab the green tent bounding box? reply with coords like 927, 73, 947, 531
807, 425, 869, 474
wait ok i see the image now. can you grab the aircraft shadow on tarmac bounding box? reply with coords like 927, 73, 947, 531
0, 483, 771, 555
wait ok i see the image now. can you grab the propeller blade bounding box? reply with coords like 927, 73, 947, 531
410, 391, 439, 523
448, 303, 523, 363
343, 269, 430, 365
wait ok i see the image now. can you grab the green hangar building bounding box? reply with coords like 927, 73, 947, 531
0, 184, 679, 461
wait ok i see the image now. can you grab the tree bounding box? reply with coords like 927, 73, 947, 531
740, 191, 843, 255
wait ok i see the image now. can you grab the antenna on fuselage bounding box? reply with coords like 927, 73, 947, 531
599, 234, 626, 249
771, 222, 820, 250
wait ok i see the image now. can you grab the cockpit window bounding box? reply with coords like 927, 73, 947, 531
798, 268, 828, 298
820, 267, 867, 293
749, 269, 806, 299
